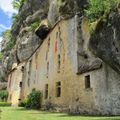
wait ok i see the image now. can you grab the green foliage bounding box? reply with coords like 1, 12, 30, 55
0, 52, 3, 60
18, 99, 27, 107
12, 0, 27, 25
12, 13, 20, 24
1, 30, 15, 52
29, 21, 40, 31
0, 102, 11, 106
12, 0, 27, 10
0, 90, 8, 102
25, 90, 42, 109
85, 0, 120, 22
2, 30, 12, 38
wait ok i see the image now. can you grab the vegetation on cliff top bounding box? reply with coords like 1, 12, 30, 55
85, 0, 120, 22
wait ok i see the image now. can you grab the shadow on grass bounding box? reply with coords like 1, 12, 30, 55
57, 113, 120, 120
12, 107, 120, 120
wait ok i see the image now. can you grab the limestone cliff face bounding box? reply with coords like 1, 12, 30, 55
1, 0, 120, 79
1, 0, 88, 76
89, 7, 120, 74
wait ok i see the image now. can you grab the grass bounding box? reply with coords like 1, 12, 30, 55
0, 107, 120, 120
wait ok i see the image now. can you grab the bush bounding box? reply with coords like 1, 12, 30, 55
0, 90, 8, 102
0, 102, 11, 107
25, 90, 42, 109
18, 99, 27, 107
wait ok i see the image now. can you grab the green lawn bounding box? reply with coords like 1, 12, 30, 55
0, 107, 120, 120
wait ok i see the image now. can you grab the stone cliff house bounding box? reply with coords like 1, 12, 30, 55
7, 16, 120, 115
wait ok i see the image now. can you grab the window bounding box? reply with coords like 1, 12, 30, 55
19, 82, 22, 87
28, 60, 32, 87
85, 75, 91, 89
45, 84, 48, 99
57, 54, 61, 73
56, 82, 61, 97
21, 66, 24, 72
48, 38, 50, 49
46, 62, 49, 78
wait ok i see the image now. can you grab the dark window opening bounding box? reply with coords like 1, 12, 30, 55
48, 38, 50, 48
28, 60, 32, 87
19, 82, 22, 87
116, 48, 119, 52
58, 54, 61, 73
56, 32, 58, 38
47, 62, 49, 78
85, 75, 91, 89
45, 84, 48, 99
21, 66, 24, 71
56, 82, 61, 97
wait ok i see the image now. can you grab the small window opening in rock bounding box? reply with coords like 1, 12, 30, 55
56, 81, 61, 97
45, 84, 48, 99
85, 75, 91, 89
21, 66, 24, 71
84, 54, 88, 59
19, 82, 22, 87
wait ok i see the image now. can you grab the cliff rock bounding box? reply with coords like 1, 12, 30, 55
89, 7, 120, 74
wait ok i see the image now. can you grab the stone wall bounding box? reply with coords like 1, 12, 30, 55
20, 17, 103, 114
7, 17, 120, 115
7, 63, 24, 106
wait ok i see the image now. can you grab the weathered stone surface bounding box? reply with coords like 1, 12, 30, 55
16, 32, 41, 62
48, 0, 88, 26
89, 8, 120, 74
0, 82, 7, 90
78, 58, 102, 74
12, 0, 49, 37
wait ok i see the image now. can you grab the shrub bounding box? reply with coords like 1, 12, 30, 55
0, 90, 8, 102
85, 0, 120, 23
18, 99, 27, 107
0, 102, 11, 107
25, 90, 42, 109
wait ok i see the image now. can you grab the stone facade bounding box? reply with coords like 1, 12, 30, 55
7, 63, 25, 105
7, 16, 120, 115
